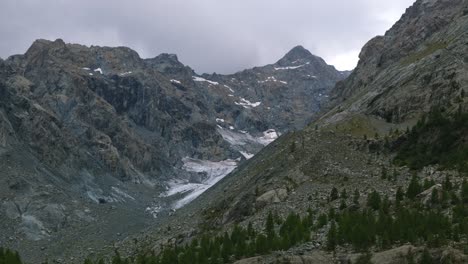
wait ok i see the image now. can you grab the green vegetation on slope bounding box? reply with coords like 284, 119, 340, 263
0, 248, 23, 264
394, 109, 468, 172
326, 177, 468, 252
401, 41, 448, 65
98, 210, 315, 264
3, 177, 468, 263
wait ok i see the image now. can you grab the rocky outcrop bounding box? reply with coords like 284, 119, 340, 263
255, 188, 288, 209
323, 0, 468, 126
234, 252, 333, 264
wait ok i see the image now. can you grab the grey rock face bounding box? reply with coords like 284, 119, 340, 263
323, 0, 468, 126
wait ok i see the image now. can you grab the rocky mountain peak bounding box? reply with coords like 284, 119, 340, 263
145, 53, 193, 76
151, 53, 180, 63
275, 45, 322, 66
24, 38, 66, 59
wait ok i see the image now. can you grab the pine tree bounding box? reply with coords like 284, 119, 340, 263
247, 222, 255, 238
443, 176, 453, 191
462, 179, 468, 204
339, 199, 347, 210
265, 211, 275, 239
330, 187, 339, 201
367, 190, 381, 210
326, 221, 337, 251
430, 188, 439, 205
340, 188, 348, 199
2, 249, 22, 264
316, 213, 328, 229
353, 189, 361, 206
255, 234, 268, 254
396, 186, 404, 201
290, 141, 296, 153
381, 195, 390, 214
406, 174, 422, 199
112, 250, 123, 264
392, 169, 398, 181
420, 248, 434, 264
381, 167, 387, 180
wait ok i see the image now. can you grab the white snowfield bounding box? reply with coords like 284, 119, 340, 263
257, 129, 280, 145
258, 76, 288, 84
170, 79, 181, 84
217, 127, 279, 147
224, 85, 235, 93
216, 118, 225, 123
119, 71, 132, 76
94, 68, 103, 74
274, 62, 310, 70
192, 76, 219, 85
235, 98, 261, 108
239, 151, 254, 159
165, 157, 238, 209
161, 128, 280, 210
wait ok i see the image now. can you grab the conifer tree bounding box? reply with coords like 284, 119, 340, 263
406, 174, 422, 199
265, 211, 276, 240
381, 167, 387, 180
396, 186, 404, 203
353, 189, 360, 206
326, 221, 337, 251
330, 187, 339, 201
340, 188, 348, 199
340, 199, 347, 210
443, 176, 453, 191
367, 190, 381, 210
462, 179, 468, 204
430, 188, 439, 205
420, 248, 434, 264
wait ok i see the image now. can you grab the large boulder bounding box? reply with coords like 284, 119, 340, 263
255, 188, 288, 209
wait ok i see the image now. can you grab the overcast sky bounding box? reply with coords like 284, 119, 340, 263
0, 0, 415, 74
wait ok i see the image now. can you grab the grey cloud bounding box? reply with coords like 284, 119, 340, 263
0, 0, 415, 73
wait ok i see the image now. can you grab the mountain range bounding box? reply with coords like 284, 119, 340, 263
1, 0, 468, 263
0, 39, 346, 261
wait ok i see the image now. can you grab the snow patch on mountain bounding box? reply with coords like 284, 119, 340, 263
119, 71, 132, 76
257, 129, 279, 145
164, 158, 238, 209
224, 85, 235, 93
258, 76, 288, 84
274, 62, 309, 70
240, 151, 254, 159
235, 98, 261, 108
193, 76, 219, 85
217, 127, 279, 147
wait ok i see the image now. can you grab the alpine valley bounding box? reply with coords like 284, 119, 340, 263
1, 0, 468, 263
